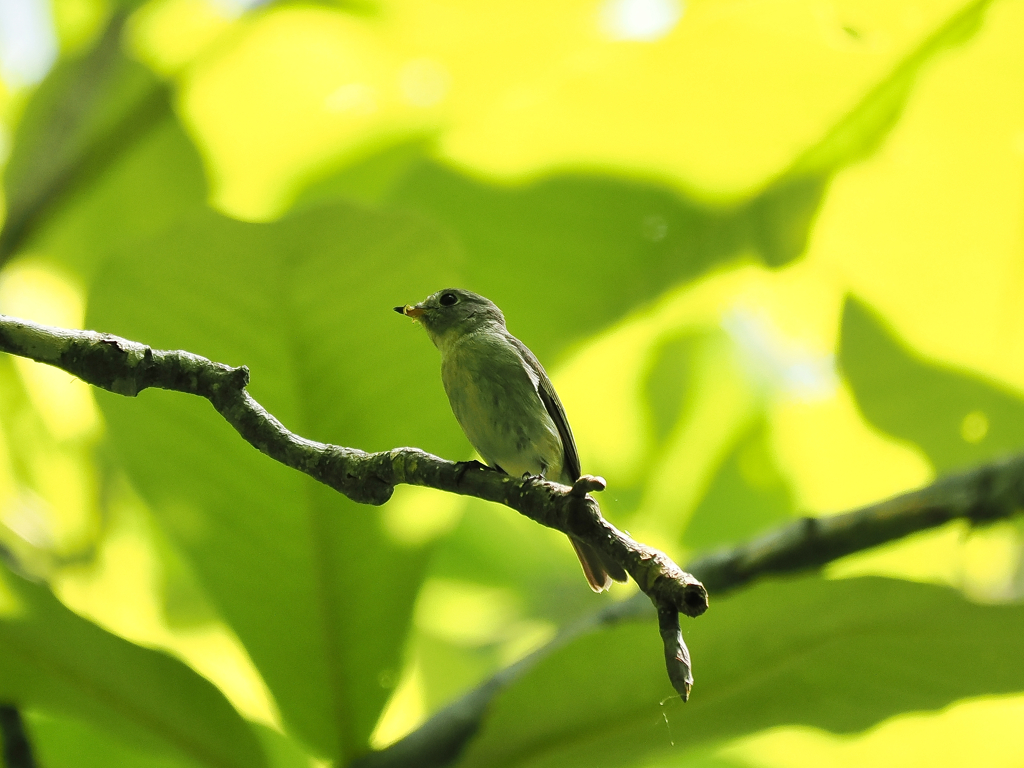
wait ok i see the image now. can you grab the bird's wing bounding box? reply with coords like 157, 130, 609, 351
508, 335, 580, 482
509, 335, 628, 589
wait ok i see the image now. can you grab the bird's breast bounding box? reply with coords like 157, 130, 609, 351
440, 332, 564, 480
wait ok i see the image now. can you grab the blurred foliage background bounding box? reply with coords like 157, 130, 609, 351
1, 0, 1024, 765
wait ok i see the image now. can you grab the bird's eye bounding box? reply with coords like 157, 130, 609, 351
439, 292, 458, 307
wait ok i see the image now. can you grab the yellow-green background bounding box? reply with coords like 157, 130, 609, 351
1, 0, 1024, 766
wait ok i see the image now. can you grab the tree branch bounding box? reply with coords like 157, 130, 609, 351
0, 314, 708, 697
686, 453, 1024, 594
353, 447, 1024, 768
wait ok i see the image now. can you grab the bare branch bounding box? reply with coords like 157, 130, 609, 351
0, 313, 707, 697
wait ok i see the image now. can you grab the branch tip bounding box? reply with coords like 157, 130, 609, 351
656, 607, 693, 701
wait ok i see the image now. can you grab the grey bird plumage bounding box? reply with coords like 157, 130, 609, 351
395, 288, 627, 592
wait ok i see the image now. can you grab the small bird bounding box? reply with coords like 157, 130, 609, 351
395, 288, 628, 592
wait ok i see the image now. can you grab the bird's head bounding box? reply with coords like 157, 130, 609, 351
394, 288, 506, 349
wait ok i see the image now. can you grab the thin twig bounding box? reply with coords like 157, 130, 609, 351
0, 314, 707, 698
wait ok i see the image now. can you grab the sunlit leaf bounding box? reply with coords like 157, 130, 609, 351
0, 565, 266, 768
804, 0, 1024, 395
385, 0, 991, 199
176, 6, 443, 219
682, 417, 794, 551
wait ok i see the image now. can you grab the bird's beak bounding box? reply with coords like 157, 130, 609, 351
394, 304, 425, 318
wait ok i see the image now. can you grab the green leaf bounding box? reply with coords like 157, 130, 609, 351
0, 13, 173, 263
682, 417, 794, 552
643, 333, 700, 449
253, 722, 322, 768
25, 710, 204, 768
25, 711, 316, 768
21, 116, 210, 290
456, 575, 1024, 768
788, 0, 994, 180
0, 565, 266, 768
373, 0, 993, 201
383, 162, 827, 362
839, 295, 1024, 473
86, 202, 466, 761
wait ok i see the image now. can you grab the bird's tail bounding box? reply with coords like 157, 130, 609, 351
570, 537, 629, 593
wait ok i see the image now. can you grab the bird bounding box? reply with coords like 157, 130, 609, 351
395, 288, 628, 592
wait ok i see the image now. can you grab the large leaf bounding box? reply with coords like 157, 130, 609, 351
802, 0, 1024, 407
383, 163, 823, 363
174, 0, 994, 215
25, 710, 216, 768
24, 712, 315, 768
402, 0, 991, 198
456, 575, 1024, 768
839, 296, 1024, 473
0, 564, 266, 768
32, 117, 209, 281
86, 203, 465, 762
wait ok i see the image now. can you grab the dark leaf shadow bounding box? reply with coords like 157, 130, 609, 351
839, 295, 1024, 474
